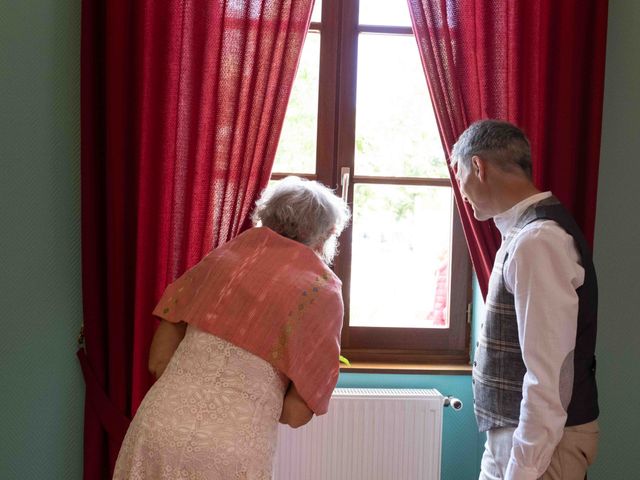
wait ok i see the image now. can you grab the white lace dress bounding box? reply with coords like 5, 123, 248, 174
113, 325, 288, 479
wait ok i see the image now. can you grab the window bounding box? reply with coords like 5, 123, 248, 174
273, 0, 471, 365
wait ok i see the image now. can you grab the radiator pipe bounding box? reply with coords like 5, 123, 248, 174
443, 396, 463, 411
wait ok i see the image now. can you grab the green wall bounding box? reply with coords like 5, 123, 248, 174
1, 0, 638, 478
590, 0, 640, 477
0, 1, 84, 479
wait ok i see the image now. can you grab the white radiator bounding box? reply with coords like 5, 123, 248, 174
273, 388, 444, 480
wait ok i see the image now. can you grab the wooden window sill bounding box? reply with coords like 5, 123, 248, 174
339, 362, 472, 375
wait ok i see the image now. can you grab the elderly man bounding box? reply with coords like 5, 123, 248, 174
451, 120, 599, 480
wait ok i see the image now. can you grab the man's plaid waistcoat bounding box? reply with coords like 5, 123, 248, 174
472, 196, 599, 432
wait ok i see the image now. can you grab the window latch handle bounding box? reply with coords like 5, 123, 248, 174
340, 167, 350, 202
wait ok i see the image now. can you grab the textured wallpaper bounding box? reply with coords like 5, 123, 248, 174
591, 1, 640, 478
0, 1, 84, 478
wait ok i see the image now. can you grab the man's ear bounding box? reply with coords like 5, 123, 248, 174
471, 155, 486, 182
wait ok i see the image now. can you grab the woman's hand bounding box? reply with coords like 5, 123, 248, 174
279, 382, 314, 428
148, 320, 187, 379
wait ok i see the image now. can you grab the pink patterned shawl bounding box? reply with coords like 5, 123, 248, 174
153, 227, 344, 415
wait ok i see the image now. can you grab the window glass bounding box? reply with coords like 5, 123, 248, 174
350, 184, 452, 328
355, 34, 447, 178
311, 0, 322, 23
272, 32, 320, 174
358, 0, 413, 27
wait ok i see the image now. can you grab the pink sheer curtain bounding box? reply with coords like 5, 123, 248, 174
80, 0, 313, 477
407, 0, 608, 297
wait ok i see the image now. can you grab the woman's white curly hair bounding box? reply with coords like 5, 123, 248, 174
251, 176, 350, 264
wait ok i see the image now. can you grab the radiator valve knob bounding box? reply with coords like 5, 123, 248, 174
443, 396, 463, 411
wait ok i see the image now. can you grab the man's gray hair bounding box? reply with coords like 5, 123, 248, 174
451, 120, 532, 179
252, 176, 350, 262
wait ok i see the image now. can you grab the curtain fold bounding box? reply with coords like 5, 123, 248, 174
407, 0, 608, 297
80, 0, 313, 477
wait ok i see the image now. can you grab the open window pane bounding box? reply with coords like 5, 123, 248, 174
272, 32, 320, 175
354, 34, 448, 178
350, 183, 452, 328
359, 0, 412, 27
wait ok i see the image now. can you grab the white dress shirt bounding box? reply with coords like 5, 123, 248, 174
489, 192, 584, 480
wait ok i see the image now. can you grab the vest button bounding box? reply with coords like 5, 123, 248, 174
473, 361, 477, 367
476, 341, 479, 347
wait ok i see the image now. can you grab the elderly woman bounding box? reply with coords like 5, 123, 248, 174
113, 176, 350, 479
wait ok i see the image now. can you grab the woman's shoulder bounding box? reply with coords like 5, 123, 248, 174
224, 227, 343, 292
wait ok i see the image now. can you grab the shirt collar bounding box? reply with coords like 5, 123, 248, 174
493, 191, 553, 237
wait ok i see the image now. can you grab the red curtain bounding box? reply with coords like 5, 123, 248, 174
80, 0, 313, 477
407, 0, 609, 297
